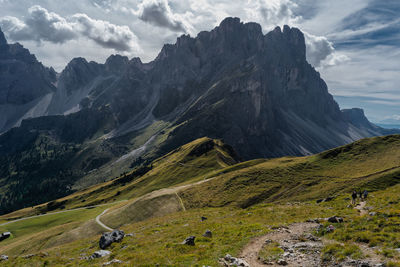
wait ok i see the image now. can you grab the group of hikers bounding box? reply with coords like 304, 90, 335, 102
351, 189, 368, 205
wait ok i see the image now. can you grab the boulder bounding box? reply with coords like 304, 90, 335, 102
99, 230, 125, 249
91, 250, 111, 259
327, 216, 343, 223
0, 255, 8, 261
182, 236, 195, 246
203, 230, 212, 238
0, 232, 11, 242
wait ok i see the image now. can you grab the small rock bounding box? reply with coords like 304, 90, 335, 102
203, 230, 212, 238
201, 216, 208, 221
265, 239, 273, 244
125, 233, 134, 237
38, 252, 49, 257
277, 259, 288, 265
316, 199, 324, 204
182, 236, 195, 246
103, 259, 123, 265
325, 197, 334, 202
358, 262, 370, 267
22, 254, 35, 259
91, 250, 111, 259
328, 216, 344, 223
369, 212, 377, 216
0, 255, 8, 261
99, 230, 125, 249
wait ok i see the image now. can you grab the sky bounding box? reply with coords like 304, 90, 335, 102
0, 0, 399, 124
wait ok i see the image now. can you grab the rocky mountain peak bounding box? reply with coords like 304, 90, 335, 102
105, 54, 129, 73
265, 25, 306, 62
0, 27, 7, 46
214, 17, 263, 41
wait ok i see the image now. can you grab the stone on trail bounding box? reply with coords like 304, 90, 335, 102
182, 236, 196, 246
99, 230, 125, 249
277, 259, 288, 265
222, 254, 249, 267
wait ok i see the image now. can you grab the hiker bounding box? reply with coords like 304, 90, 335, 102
363, 190, 368, 200
351, 191, 357, 205
359, 190, 363, 201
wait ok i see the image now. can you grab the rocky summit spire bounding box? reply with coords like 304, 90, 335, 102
0, 27, 7, 45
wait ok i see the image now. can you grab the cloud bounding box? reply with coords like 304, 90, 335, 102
245, 0, 301, 27
384, 115, 400, 121
0, 6, 76, 44
303, 32, 349, 68
71, 14, 139, 51
133, 0, 188, 32
0, 5, 139, 52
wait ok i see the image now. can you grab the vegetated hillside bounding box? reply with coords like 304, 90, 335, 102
179, 134, 400, 208
0, 137, 239, 220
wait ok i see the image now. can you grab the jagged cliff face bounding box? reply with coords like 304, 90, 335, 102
0, 18, 397, 213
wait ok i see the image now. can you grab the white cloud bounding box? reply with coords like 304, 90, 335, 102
304, 32, 349, 68
0, 5, 140, 52
384, 115, 400, 121
244, 0, 302, 28
71, 13, 140, 52
133, 0, 189, 32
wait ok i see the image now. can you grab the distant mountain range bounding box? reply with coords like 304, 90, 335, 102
0, 17, 398, 214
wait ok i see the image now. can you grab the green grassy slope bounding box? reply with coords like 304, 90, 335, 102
180, 135, 400, 208
0, 137, 239, 224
